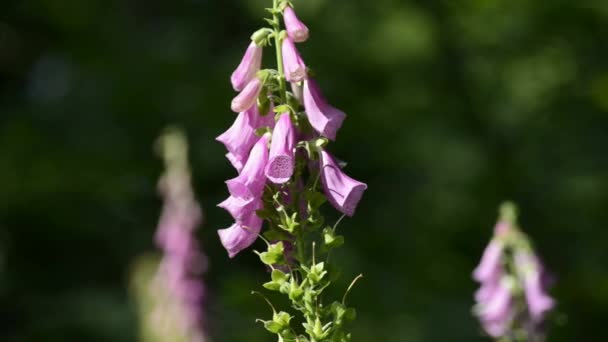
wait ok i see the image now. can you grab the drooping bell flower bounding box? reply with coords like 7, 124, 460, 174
515, 251, 555, 322
226, 134, 270, 201
231, 77, 262, 113
303, 78, 346, 141
475, 278, 514, 338
319, 150, 367, 217
283, 7, 309, 43
218, 200, 264, 258
282, 37, 307, 82
266, 113, 296, 184
231, 42, 263, 91
218, 195, 258, 221
472, 238, 504, 283
217, 106, 274, 172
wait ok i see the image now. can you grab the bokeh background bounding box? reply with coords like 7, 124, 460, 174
2, 0, 608, 341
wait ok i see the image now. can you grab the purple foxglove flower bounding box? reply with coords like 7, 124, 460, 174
472, 239, 504, 283
319, 150, 367, 217
476, 280, 514, 337
231, 41, 263, 91
218, 200, 264, 258
474, 271, 502, 303
153, 129, 207, 340
265, 113, 296, 184
231, 77, 262, 113
282, 37, 307, 82
217, 106, 274, 171
218, 195, 257, 221
226, 135, 269, 200
303, 78, 346, 141
515, 251, 555, 322
283, 7, 309, 43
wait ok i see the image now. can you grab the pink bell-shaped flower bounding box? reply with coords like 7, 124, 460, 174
282, 37, 307, 82
283, 7, 309, 43
319, 150, 367, 217
231, 42, 263, 91
217, 200, 263, 258
472, 239, 504, 282
476, 279, 514, 337
218, 195, 257, 221
231, 77, 262, 113
265, 113, 296, 184
303, 78, 346, 141
226, 135, 269, 201
515, 251, 555, 322
217, 106, 274, 172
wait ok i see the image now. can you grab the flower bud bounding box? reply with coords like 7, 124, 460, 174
283, 7, 309, 43
303, 78, 346, 141
231, 42, 263, 92
319, 150, 367, 217
282, 37, 307, 82
266, 113, 296, 184
231, 77, 263, 113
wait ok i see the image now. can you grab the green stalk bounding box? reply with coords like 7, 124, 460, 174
272, 0, 288, 104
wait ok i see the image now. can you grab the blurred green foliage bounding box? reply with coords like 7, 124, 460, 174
1, 0, 608, 341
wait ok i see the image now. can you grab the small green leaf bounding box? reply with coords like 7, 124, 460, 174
263, 320, 283, 334
273, 104, 292, 113
271, 269, 289, 283
263, 281, 281, 291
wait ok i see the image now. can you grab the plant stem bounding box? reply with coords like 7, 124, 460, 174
272, 0, 288, 104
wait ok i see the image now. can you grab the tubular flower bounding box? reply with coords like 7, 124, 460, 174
303, 78, 346, 141
282, 37, 307, 82
217, 195, 257, 221
231, 77, 263, 113
319, 150, 367, 217
476, 279, 514, 338
283, 7, 309, 43
231, 41, 263, 91
473, 238, 505, 283
226, 134, 270, 201
217, 106, 274, 171
515, 251, 555, 322
472, 203, 555, 340
266, 113, 296, 184
218, 200, 264, 258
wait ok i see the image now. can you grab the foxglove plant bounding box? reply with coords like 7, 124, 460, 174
473, 202, 555, 342
151, 128, 208, 342
218, 1, 366, 341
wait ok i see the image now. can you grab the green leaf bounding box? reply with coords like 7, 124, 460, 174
263, 281, 281, 291
263, 320, 283, 334
271, 269, 289, 283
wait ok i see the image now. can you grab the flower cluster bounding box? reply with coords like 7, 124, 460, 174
216, 1, 366, 341
217, 0, 366, 258
473, 202, 555, 340
152, 129, 207, 342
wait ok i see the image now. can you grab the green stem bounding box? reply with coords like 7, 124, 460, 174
272, 0, 288, 104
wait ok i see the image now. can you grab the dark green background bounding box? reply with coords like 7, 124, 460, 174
1, 0, 607, 341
